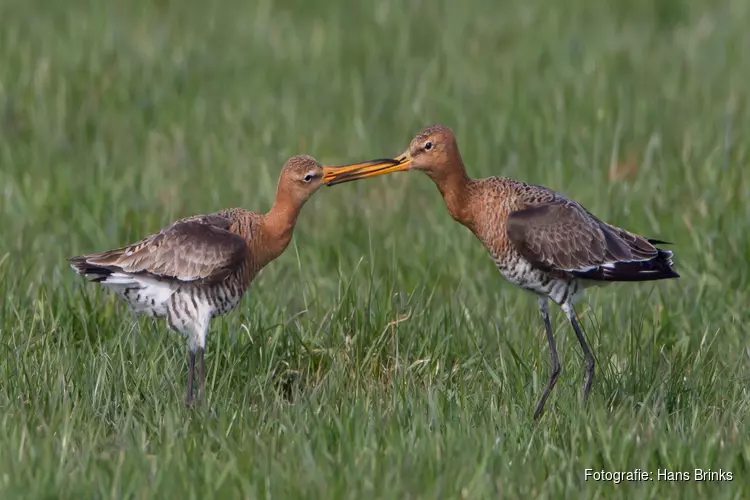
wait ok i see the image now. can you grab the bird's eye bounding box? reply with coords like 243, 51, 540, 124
302, 173, 314, 183
424, 141, 433, 151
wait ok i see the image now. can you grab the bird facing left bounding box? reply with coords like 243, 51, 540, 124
68, 154, 364, 405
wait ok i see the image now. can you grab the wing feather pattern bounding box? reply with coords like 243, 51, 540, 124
506, 200, 679, 282
70, 214, 248, 284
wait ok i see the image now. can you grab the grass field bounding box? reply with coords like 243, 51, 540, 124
1, 0, 749, 497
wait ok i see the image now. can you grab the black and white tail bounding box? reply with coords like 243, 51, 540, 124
69, 256, 116, 282
572, 239, 680, 282
69, 255, 176, 316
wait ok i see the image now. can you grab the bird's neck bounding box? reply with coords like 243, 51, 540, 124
262, 195, 301, 256
427, 166, 473, 226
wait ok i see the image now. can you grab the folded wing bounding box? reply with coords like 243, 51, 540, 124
506, 200, 678, 281
70, 214, 248, 284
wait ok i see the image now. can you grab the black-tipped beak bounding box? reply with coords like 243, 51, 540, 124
322, 154, 412, 186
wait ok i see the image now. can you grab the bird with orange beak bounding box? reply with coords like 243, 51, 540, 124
70, 154, 397, 406
323, 125, 679, 419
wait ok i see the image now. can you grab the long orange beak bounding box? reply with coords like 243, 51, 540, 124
323, 152, 412, 186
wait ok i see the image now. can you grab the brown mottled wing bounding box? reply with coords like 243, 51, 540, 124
83, 214, 248, 283
506, 200, 657, 273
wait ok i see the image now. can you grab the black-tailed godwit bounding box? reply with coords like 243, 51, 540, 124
324, 125, 679, 419
69, 154, 391, 405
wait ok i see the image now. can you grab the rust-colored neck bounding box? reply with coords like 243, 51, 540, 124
426, 161, 473, 226
261, 191, 302, 257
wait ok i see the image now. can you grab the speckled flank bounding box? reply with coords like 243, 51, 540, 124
163, 281, 246, 352
490, 251, 581, 306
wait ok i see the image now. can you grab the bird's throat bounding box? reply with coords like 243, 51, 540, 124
262, 200, 300, 256
430, 170, 473, 226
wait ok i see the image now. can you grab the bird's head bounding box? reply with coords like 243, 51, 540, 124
276, 155, 328, 205
278, 154, 406, 205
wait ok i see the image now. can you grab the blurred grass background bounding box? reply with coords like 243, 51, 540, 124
1, 0, 748, 497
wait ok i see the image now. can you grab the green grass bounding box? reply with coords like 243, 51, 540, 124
1, 0, 749, 497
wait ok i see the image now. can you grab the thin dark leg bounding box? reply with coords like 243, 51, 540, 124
197, 347, 206, 402
533, 297, 561, 420
564, 303, 595, 400
185, 350, 196, 406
